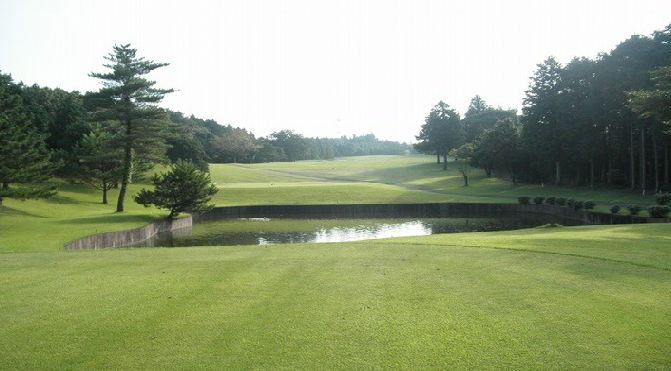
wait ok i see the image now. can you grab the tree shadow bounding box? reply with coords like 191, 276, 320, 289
55, 213, 159, 226
0, 205, 49, 218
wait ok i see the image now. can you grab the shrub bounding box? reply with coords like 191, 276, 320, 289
566, 198, 576, 208
134, 160, 219, 218
582, 201, 596, 210
572, 201, 584, 210
556, 197, 567, 206
610, 205, 621, 214
533, 196, 545, 205
654, 193, 671, 205
545, 196, 556, 205
648, 205, 670, 218
518, 196, 531, 205
627, 204, 643, 216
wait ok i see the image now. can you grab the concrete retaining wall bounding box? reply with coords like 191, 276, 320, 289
67, 203, 662, 250
194, 203, 653, 225
64, 216, 192, 250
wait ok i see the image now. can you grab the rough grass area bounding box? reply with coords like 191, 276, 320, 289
1, 224, 669, 371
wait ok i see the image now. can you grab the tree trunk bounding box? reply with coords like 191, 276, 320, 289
485, 167, 492, 177
436, 153, 440, 164
1, 183, 7, 206
442, 154, 448, 170
652, 132, 659, 193
116, 140, 133, 213
554, 161, 561, 185
102, 183, 108, 205
665, 143, 669, 185
463, 174, 469, 186
640, 127, 646, 196
630, 127, 636, 191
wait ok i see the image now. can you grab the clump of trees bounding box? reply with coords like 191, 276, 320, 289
416, 24, 671, 195
0, 72, 58, 206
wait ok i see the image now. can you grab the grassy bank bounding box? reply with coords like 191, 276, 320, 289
1, 224, 669, 370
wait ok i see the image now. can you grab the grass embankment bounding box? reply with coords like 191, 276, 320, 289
1, 224, 669, 370
1, 155, 669, 370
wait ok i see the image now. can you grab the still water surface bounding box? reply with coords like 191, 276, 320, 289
136, 216, 551, 247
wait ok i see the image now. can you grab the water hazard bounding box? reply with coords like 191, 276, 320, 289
134, 216, 556, 247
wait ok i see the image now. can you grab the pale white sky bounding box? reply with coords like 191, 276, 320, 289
1, 0, 669, 143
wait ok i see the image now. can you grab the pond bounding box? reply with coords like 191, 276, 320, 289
132, 214, 572, 247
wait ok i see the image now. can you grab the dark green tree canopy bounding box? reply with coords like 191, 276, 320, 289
0, 72, 57, 205
629, 66, 671, 129
415, 101, 464, 169
135, 160, 218, 218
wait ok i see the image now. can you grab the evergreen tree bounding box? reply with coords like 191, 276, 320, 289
521, 57, 564, 184
0, 72, 57, 206
89, 44, 173, 212
71, 128, 124, 204
135, 160, 218, 218
415, 101, 464, 170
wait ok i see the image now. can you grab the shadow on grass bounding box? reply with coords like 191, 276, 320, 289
0, 205, 49, 218
55, 213, 159, 226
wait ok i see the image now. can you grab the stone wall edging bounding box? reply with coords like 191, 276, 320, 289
194, 203, 659, 225
64, 215, 192, 250
66, 203, 665, 250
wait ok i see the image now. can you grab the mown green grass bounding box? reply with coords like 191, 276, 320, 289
1, 155, 669, 370
1, 224, 669, 370
212, 155, 655, 206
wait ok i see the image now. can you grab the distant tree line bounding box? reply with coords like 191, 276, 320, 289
415, 24, 671, 194
0, 44, 411, 207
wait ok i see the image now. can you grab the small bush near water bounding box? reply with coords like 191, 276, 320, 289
627, 204, 643, 215
583, 201, 596, 210
610, 205, 621, 214
545, 196, 557, 205
648, 205, 670, 218
533, 196, 545, 205
654, 193, 671, 205
518, 196, 531, 205
556, 197, 567, 206
572, 200, 584, 210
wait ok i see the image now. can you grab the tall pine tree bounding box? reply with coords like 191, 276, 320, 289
89, 44, 173, 212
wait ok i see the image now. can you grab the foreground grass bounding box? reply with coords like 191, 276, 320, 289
1, 224, 669, 370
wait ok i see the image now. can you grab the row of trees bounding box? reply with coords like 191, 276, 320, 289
0, 44, 412, 209
416, 24, 671, 193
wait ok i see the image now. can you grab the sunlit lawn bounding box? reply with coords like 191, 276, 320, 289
212, 155, 655, 206
1, 155, 668, 370
0, 224, 669, 370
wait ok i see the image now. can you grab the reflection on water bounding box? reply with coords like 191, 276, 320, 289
135, 217, 551, 247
